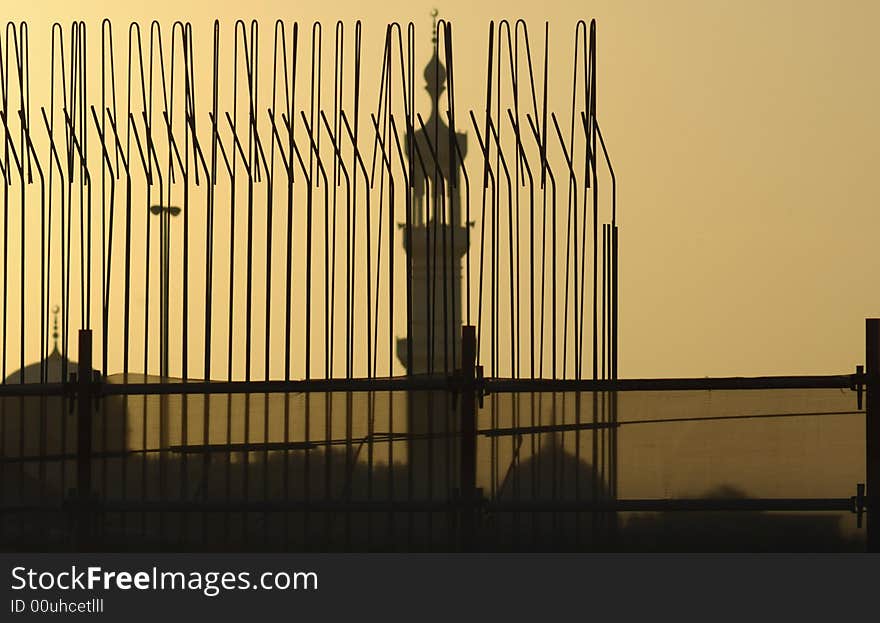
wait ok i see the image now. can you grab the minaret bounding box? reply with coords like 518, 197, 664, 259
397, 12, 471, 505
396, 11, 469, 376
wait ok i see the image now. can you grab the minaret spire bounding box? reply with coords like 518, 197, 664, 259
51, 305, 59, 354
424, 9, 446, 107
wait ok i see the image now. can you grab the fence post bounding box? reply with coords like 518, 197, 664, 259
75, 329, 93, 550
459, 325, 478, 550
867, 319, 879, 552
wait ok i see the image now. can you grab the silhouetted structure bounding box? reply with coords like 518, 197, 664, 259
397, 16, 469, 374
396, 17, 471, 502
0, 18, 870, 554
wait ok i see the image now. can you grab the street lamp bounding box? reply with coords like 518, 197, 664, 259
149, 205, 181, 379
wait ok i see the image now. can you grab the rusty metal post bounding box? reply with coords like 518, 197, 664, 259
75, 329, 93, 549
459, 325, 477, 549
867, 319, 880, 552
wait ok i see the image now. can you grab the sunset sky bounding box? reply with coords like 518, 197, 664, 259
2, 0, 878, 380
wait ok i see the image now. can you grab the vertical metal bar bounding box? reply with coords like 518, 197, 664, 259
18, 30, 27, 387
2, 26, 10, 388
459, 325, 477, 550
75, 328, 93, 550
386, 76, 395, 379
482, 23, 494, 377
612, 225, 618, 379
404, 27, 414, 378
590, 21, 598, 384
602, 224, 607, 379
387, 390, 394, 548
206, 20, 219, 383
226, 32, 238, 382
0, 398, 5, 530
351, 23, 362, 379
281, 30, 296, 381
366, 390, 374, 544
867, 318, 880, 552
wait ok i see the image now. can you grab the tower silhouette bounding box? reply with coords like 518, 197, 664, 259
396, 16, 469, 375
396, 14, 470, 503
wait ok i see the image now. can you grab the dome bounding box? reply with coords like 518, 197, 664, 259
3, 346, 79, 384
3, 309, 95, 384
423, 51, 447, 99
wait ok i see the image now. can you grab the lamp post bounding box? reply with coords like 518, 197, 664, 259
148, 203, 180, 505
149, 204, 181, 379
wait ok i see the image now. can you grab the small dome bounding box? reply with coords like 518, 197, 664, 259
3, 347, 79, 384
424, 51, 446, 99
2, 308, 93, 384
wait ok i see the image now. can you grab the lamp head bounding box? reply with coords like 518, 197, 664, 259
149, 205, 182, 216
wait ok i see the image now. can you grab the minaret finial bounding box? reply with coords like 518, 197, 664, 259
51, 305, 59, 353
424, 9, 446, 102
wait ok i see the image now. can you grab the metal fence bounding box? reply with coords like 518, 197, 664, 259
0, 19, 875, 552
0, 323, 873, 551
0, 17, 616, 383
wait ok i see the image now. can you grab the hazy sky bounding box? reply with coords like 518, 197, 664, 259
3, 0, 879, 380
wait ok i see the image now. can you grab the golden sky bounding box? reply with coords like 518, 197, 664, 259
2, 0, 879, 380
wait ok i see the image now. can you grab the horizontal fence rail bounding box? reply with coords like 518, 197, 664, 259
0, 338, 872, 552
0, 373, 863, 397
